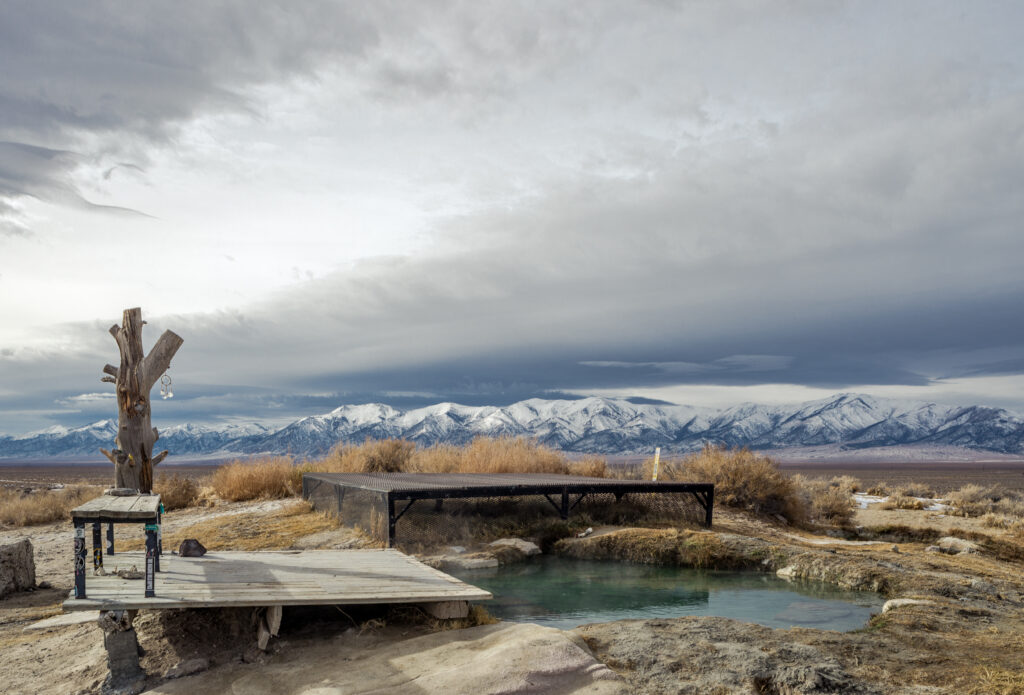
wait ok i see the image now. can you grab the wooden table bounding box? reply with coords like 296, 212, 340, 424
70, 494, 162, 599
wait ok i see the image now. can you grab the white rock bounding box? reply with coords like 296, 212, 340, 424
936, 537, 980, 555
776, 566, 798, 580
0, 539, 35, 597
882, 598, 934, 613
443, 555, 499, 570
489, 538, 541, 556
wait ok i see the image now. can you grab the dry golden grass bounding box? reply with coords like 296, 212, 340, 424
967, 666, 1024, 695
567, 455, 609, 478
120, 501, 344, 552
947, 484, 1024, 519
315, 438, 416, 474
211, 456, 298, 502
0, 485, 103, 526
652, 444, 807, 524
982, 512, 1024, 533
212, 437, 611, 503
881, 495, 927, 511
410, 436, 576, 474
791, 475, 856, 525
153, 472, 200, 510
892, 481, 938, 498
297, 435, 604, 479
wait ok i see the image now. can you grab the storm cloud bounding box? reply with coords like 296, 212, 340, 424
1, 2, 1023, 432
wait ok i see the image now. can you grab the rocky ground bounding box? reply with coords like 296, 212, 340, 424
1, 497, 1022, 694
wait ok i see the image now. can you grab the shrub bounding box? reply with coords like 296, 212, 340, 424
947, 484, 1024, 519
981, 512, 1024, 532
567, 455, 608, 478
211, 457, 297, 502
880, 495, 926, 511
319, 438, 416, 474
0, 485, 103, 526
791, 475, 856, 526
661, 444, 807, 524
409, 436, 578, 475
830, 475, 861, 494
153, 472, 200, 510
436, 436, 570, 474
891, 481, 937, 498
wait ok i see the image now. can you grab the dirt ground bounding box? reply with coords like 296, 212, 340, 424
1, 495, 1023, 694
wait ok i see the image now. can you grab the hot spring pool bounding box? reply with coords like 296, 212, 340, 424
449, 556, 884, 632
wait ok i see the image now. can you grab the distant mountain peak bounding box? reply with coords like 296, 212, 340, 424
2, 393, 1022, 460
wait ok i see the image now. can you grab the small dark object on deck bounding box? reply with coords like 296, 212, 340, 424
178, 539, 207, 557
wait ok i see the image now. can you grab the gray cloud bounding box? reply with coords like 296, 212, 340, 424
2, 2, 1024, 431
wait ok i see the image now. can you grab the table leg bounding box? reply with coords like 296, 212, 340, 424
144, 525, 157, 598
73, 523, 87, 599
157, 506, 163, 570
92, 522, 103, 570
107, 523, 115, 555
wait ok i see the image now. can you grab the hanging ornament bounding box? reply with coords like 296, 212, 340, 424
160, 373, 174, 400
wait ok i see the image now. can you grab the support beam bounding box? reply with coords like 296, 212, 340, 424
98, 610, 144, 693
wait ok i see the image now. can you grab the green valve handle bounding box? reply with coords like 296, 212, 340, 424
145, 524, 159, 531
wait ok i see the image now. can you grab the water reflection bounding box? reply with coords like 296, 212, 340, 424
450, 556, 883, 632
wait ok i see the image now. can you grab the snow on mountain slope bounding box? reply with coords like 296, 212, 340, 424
2, 393, 1023, 459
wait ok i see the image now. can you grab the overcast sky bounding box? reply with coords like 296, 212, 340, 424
1, 1, 1023, 434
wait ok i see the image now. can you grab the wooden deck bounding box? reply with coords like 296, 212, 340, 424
63, 548, 491, 611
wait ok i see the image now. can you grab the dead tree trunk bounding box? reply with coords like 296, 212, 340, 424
98, 308, 183, 493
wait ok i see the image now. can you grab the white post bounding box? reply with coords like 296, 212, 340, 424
652, 447, 661, 481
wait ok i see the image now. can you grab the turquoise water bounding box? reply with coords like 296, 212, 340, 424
450, 556, 883, 632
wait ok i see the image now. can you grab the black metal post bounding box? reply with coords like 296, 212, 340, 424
144, 524, 157, 597
106, 523, 115, 555
560, 489, 569, 520
156, 505, 163, 571
73, 522, 87, 599
92, 522, 103, 570
704, 487, 714, 528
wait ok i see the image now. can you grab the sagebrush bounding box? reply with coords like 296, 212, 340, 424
652, 444, 808, 524
0, 485, 103, 527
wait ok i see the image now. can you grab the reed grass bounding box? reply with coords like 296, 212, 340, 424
0, 485, 103, 527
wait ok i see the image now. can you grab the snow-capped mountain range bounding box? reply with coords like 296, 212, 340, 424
2, 394, 1023, 460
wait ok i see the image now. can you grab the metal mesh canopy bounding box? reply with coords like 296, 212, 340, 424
303, 473, 713, 547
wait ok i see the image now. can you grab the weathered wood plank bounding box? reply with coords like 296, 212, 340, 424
64, 550, 490, 611
71, 494, 160, 520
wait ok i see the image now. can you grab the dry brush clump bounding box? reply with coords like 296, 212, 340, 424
891, 481, 938, 498
654, 444, 808, 524
0, 484, 103, 527
306, 435, 603, 477
411, 436, 576, 474
211, 456, 298, 502
947, 484, 1024, 521
153, 472, 201, 510
213, 437, 610, 503
880, 495, 927, 511
791, 475, 857, 526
